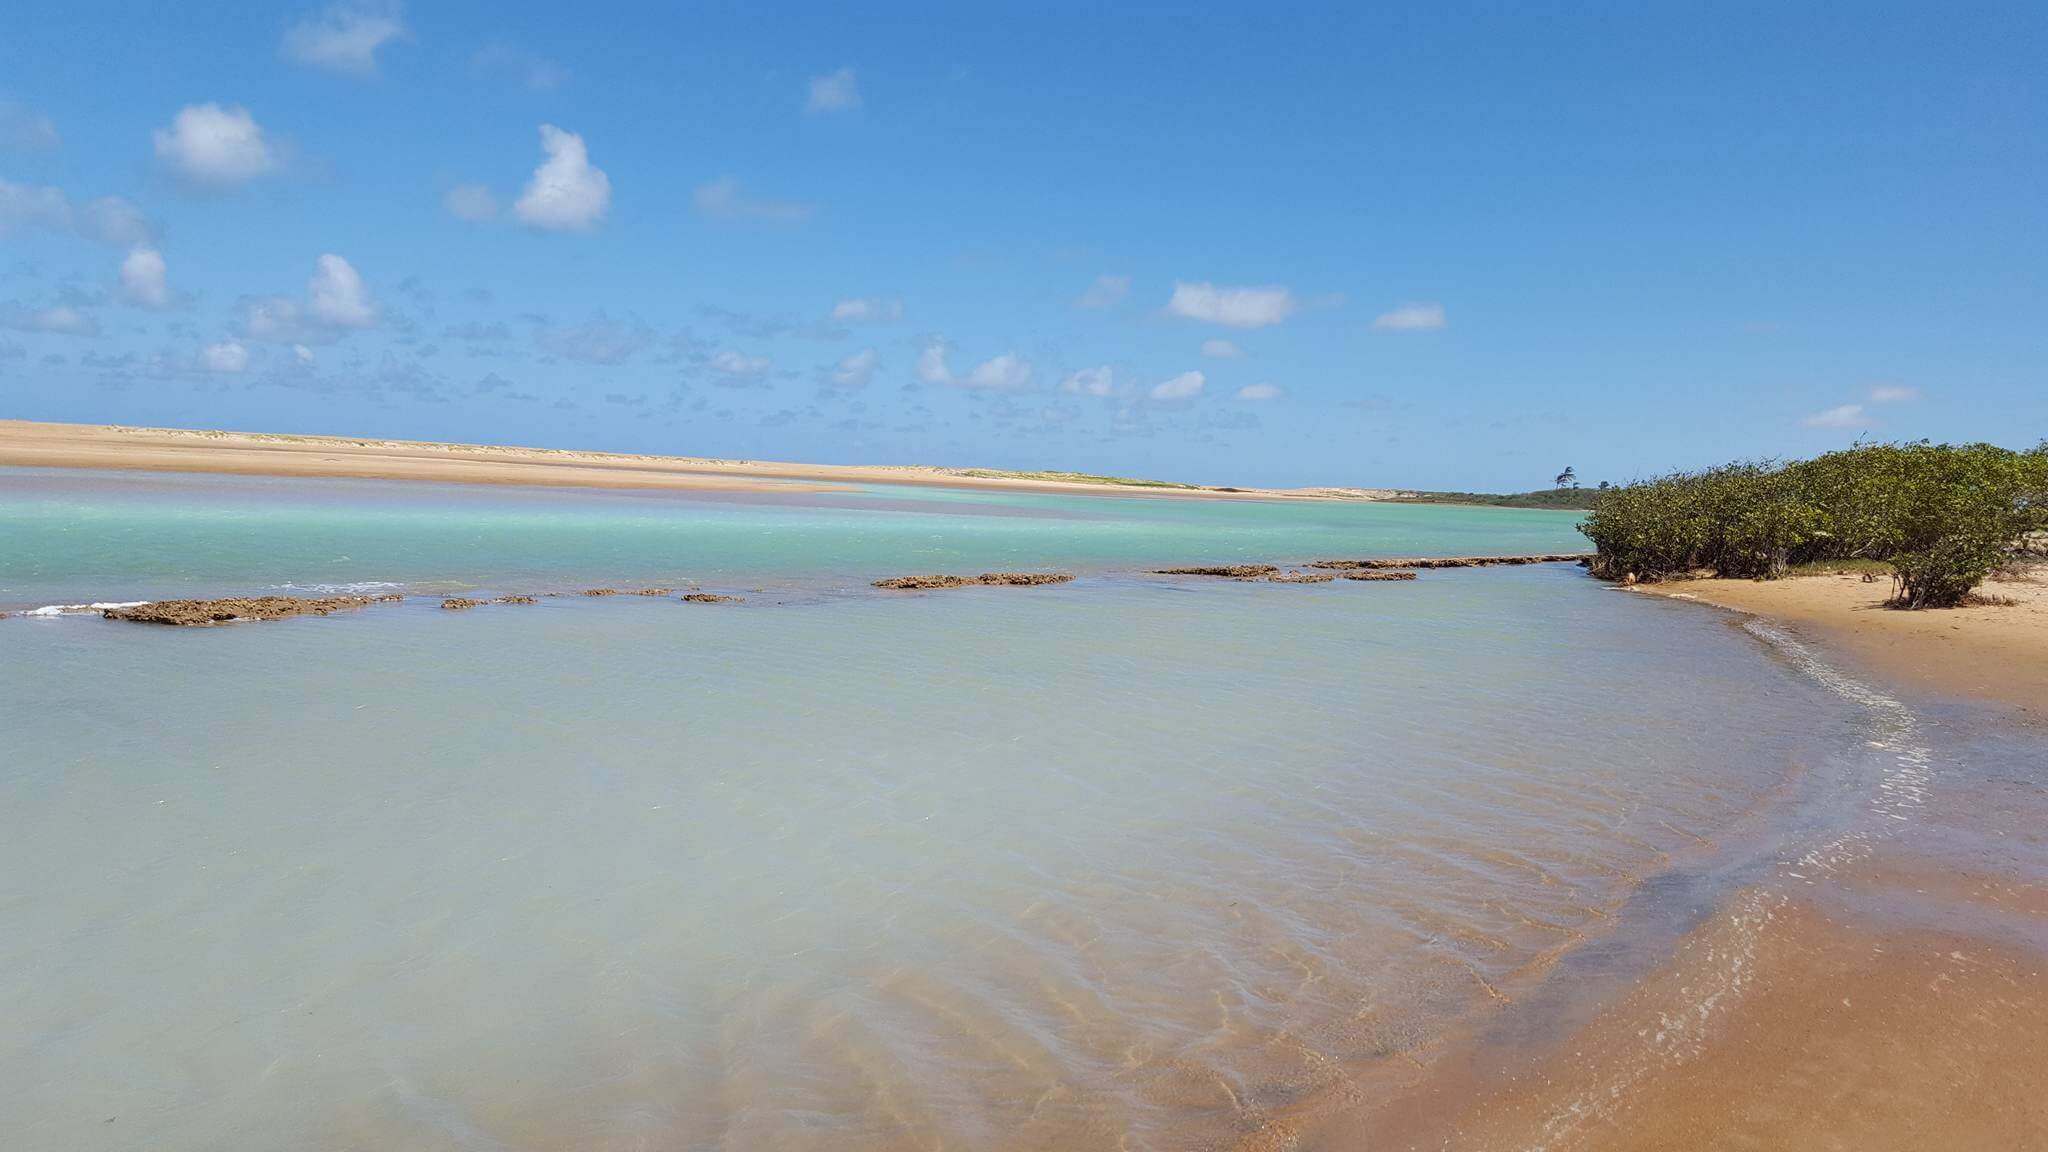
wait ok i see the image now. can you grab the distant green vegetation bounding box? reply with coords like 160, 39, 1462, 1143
1393, 487, 1604, 510
1581, 441, 2048, 608
952, 469, 1202, 490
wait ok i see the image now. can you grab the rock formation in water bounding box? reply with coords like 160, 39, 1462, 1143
440, 597, 487, 610
102, 594, 403, 626
873, 572, 1074, 590
1340, 570, 1420, 581
681, 593, 743, 603
1153, 564, 1281, 578
493, 595, 537, 605
579, 588, 620, 596
1311, 553, 1591, 570
634, 587, 674, 596
1246, 570, 1337, 583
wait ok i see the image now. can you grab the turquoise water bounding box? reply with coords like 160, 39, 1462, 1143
0, 467, 1972, 1150
0, 467, 1587, 606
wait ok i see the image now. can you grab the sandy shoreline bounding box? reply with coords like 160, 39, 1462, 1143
1638, 568, 2048, 719
0, 419, 1387, 501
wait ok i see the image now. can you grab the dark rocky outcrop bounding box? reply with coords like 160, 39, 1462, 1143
681, 593, 743, 603
873, 572, 1074, 590
1240, 570, 1336, 583
1340, 570, 1420, 582
440, 597, 487, 610
1153, 564, 1280, 578
102, 594, 402, 626
634, 587, 675, 596
579, 588, 620, 596
1311, 553, 1591, 571
493, 595, 536, 605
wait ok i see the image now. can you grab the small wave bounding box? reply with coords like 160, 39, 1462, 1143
23, 601, 150, 617
271, 581, 407, 594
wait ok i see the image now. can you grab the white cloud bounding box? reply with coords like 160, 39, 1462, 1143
1150, 370, 1205, 400
1200, 338, 1243, 359
1802, 403, 1866, 429
294, 344, 316, 364
309, 254, 376, 327
711, 349, 772, 379
533, 316, 651, 364
807, 67, 861, 113
830, 347, 878, 387
1060, 366, 1116, 397
282, 3, 409, 77
6, 305, 98, 337
1235, 382, 1281, 401
1074, 274, 1129, 310
120, 246, 172, 308
471, 43, 567, 91
831, 297, 903, 323
202, 339, 249, 372
1371, 302, 1447, 331
1869, 384, 1919, 403
514, 125, 610, 231
694, 176, 813, 224
444, 183, 499, 221
153, 104, 276, 188
916, 339, 953, 384
1167, 282, 1294, 328
964, 353, 1032, 390
0, 102, 61, 152
243, 253, 378, 343
0, 181, 153, 247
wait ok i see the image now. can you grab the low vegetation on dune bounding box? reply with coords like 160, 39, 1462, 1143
1391, 487, 1605, 510
950, 469, 1202, 490
1582, 441, 2048, 608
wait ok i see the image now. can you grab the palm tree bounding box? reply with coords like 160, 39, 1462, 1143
1555, 466, 1578, 489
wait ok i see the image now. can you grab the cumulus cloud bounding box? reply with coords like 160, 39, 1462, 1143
308, 254, 376, 327
202, 339, 249, 372
120, 246, 172, 308
1869, 384, 1919, 403
153, 104, 277, 188
1073, 274, 1129, 310
694, 176, 813, 224
831, 297, 903, 323
0, 102, 60, 152
514, 125, 610, 231
711, 349, 773, 380
471, 43, 567, 91
0, 180, 154, 247
830, 347, 878, 387
282, 2, 409, 77
1060, 366, 1116, 397
964, 353, 1032, 390
916, 339, 953, 384
1802, 403, 1865, 429
5, 304, 99, 337
1371, 302, 1447, 331
1150, 370, 1205, 400
242, 253, 378, 343
1166, 282, 1294, 328
807, 67, 861, 112
1200, 338, 1243, 359
1235, 382, 1281, 401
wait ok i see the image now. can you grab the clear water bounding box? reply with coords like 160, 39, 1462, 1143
0, 467, 1587, 607
0, 470, 1927, 1150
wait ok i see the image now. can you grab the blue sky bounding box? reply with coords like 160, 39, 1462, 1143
1, 3, 2041, 489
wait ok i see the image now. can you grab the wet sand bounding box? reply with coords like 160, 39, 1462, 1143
1267, 571, 2048, 1151
0, 419, 1370, 500
1640, 569, 2048, 719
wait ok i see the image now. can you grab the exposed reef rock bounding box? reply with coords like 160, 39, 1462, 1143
440, 597, 487, 610
1153, 565, 1281, 579
1311, 553, 1592, 571
1341, 570, 1420, 582
682, 593, 743, 603
579, 588, 620, 597
102, 594, 402, 626
634, 587, 674, 596
494, 595, 536, 605
1239, 570, 1336, 583
873, 572, 1075, 590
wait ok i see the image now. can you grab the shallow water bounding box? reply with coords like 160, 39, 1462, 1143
0, 467, 1585, 607
2, 469, 1986, 1150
